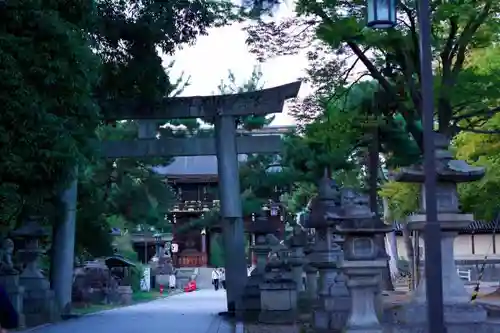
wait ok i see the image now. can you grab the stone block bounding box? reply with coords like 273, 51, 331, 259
156, 274, 169, 286
117, 286, 133, 305
386, 301, 487, 325
313, 306, 350, 332
244, 323, 300, 333
390, 321, 500, 333
259, 281, 298, 324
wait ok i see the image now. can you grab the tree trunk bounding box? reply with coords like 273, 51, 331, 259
367, 122, 394, 291
402, 223, 415, 290
386, 230, 400, 278
377, 235, 395, 291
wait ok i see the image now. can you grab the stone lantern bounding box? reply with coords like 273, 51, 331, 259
243, 213, 276, 317
287, 223, 307, 297
259, 241, 297, 324
392, 132, 488, 327
11, 217, 57, 326
304, 172, 350, 331
298, 210, 318, 302
303, 231, 318, 302
334, 189, 391, 333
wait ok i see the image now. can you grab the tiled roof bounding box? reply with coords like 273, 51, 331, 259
151, 155, 248, 176
392, 220, 500, 233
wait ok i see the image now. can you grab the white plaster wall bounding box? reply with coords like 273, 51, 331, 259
394, 234, 497, 259
454, 235, 472, 257
474, 234, 495, 255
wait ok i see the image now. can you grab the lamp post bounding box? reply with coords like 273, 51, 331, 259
365, 1, 445, 332
154, 233, 162, 258
366, 0, 397, 29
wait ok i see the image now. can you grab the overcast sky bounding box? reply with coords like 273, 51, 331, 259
162, 4, 312, 126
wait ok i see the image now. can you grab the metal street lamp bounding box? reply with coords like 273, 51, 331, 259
366, 0, 397, 29
366, 0, 445, 332
154, 233, 162, 258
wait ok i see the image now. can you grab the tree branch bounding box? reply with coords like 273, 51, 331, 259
451, 1, 493, 77
308, 2, 423, 151
453, 126, 500, 135
451, 106, 500, 122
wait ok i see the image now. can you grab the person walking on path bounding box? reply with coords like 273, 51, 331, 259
0, 284, 18, 333
212, 267, 220, 291
218, 268, 226, 290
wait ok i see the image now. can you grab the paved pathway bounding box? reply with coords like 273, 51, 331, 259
24, 290, 237, 333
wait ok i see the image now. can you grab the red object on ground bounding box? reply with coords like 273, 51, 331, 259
184, 280, 197, 293
159, 284, 164, 295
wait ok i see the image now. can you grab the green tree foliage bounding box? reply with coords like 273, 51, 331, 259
0, 1, 100, 232
379, 182, 420, 221
246, 0, 500, 146
94, 0, 236, 118
380, 45, 500, 221
176, 66, 288, 233
76, 121, 177, 257
77, 0, 244, 257
455, 114, 500, 220
217, 65, 275, 130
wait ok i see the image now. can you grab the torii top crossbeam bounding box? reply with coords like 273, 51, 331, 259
106, 81, 302, 120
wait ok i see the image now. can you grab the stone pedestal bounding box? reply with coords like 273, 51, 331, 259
259, 256, 298, 324
312, 229, 350, 332
117, 285, 133, 305
243, 234, 271, 315
391, 133, 490, 330
12, 220, 58, 327
289, 229, 306, 296
303, 173, 350, 332
335, 189, 390, 333
391, 214, 488, 327
304, 263, 318, 302
243, 214, 275, 317
343, 260, 387, 333
410, 214, 476, 305
0, 274, 25, 328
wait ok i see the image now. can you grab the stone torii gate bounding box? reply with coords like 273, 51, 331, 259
51, 81, 301, 315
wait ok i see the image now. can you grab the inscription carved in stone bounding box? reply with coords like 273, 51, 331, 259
435, 184, 458, 212
351, 238, 374, 258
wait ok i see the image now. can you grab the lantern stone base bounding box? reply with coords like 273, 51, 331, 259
242, 274, 264, 320
343, 260, 387, 333
0, 274, 25, 328
395, 214, 488, 327
312, 265, 350, 332
388, 321, 500, 333
387, 301, 487, 325
259, 281, 298, 324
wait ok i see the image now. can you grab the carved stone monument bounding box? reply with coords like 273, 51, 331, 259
242, 214, 274, 317
288, 224, 307, 297
390, 133, 495, 331
0, 238, 25, 328
335, 189, 390, 333
259, 247, 298, 324
304, 172, 350, 332
12, 218, 58, 327
303, 231, 318, 303
298, 208, 318, 304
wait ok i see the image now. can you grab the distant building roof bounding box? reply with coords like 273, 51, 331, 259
393, 220, 499, 234
151, 125, 293, 178
152, 155, 248, 177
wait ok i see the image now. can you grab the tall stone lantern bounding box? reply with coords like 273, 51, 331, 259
288, 224, 307, 297
392, 133, 488, 327
11, 217, 57, 326
298, 210, 318, 303
304, 173, 350, 332
243, 213, 276, 317
334, 189, 391, 333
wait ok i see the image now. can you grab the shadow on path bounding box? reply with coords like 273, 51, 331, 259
23, 290, 228, 333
